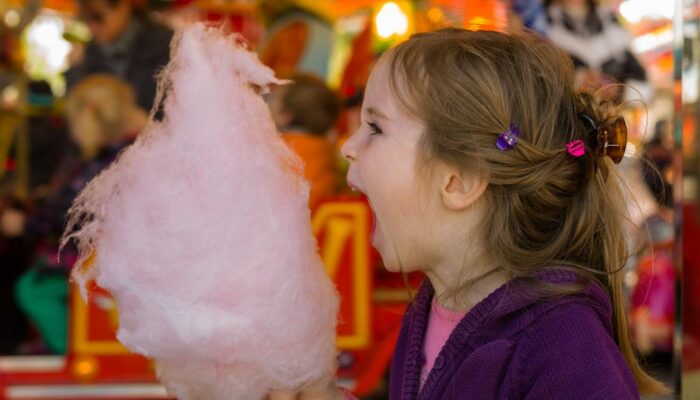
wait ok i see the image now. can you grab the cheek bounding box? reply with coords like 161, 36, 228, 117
360, 141, 413, 188
359, 141, 421, 217
367, 166, 416, 208
364, 169, 425, 259
380, 187, 435, 270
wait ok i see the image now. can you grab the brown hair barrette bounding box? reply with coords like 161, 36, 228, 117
578, 113, 627, 164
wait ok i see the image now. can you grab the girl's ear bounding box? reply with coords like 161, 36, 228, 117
439, 164, 488, 211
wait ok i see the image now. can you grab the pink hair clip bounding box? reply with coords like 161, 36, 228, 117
565, 140, 585, 157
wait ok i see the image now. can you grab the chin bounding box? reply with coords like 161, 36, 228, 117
382, 261, 402, 273
374, 247, 397, 273
377, 251, 418, 274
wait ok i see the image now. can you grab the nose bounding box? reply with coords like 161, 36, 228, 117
341, 132, 357, 162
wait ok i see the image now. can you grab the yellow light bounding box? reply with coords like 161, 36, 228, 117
619, 0, 674, 23
632, 28, 673, 53
71, 355, 99, 381
4, 9, 21, 28
1, 85, 20, 107
466, 16, 490, 31
375, 2, 409, 39
24, 15, 72, 76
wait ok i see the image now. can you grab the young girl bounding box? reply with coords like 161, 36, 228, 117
272, 28, 667, 399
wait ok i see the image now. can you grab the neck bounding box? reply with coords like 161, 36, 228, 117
424, 252, 506, 312
424, 198, 507, 312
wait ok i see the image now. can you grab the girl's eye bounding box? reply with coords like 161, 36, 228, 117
367, 122, 383, 136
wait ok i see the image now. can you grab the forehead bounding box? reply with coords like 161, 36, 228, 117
363, 56, 426, 144
363, 58, 399, 114
364, 56, 422, 124
365, 57, 390, 95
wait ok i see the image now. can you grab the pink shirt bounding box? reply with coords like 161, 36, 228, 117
420, 299, 467, 389
342, 299, 466, 399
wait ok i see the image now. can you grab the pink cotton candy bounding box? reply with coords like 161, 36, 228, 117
62, 23, 339, 400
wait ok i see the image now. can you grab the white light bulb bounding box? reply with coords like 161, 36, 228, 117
375, 2, 408, 39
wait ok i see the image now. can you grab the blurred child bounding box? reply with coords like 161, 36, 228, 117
270, 74, 340, 208
12, 74, 147, 354
631, 213, 675, 356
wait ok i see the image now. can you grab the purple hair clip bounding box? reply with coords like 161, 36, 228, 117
496, 123, 521, 151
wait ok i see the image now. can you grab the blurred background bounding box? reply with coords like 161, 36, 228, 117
0, 0, 697, 398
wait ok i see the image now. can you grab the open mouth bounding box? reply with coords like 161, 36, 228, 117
347, 179, 379, 245
367, 199, 378, 246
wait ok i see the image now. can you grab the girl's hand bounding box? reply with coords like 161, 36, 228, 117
267, 380, 346, 400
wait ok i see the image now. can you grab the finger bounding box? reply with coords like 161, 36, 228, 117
299, 382, 343, 400
267, 390, 299, 400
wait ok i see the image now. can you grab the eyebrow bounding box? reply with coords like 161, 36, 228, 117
366, 106, 390, 120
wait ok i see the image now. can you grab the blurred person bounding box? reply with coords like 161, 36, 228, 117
630, 213, 675, 358
630, 120, 675, 370
269, 74, 340, 208
545, 0, 647, 100
0, 197, 32, 354
10, 75, 147, 354
642, 120, 673, 208
0, 80, 69, 354
25, 80, 72, 192
65, 0, 172, 113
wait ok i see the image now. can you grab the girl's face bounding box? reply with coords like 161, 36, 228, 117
80, 0, 132, 45
341, 60, 437, 273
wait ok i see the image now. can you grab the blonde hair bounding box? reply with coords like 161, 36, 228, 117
385, 28, 667, 395
66, 74, 145, 157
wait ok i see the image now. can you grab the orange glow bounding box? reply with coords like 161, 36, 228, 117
8, 0, 76, 13
71, 355, 99, 381
463, 0, 507, 31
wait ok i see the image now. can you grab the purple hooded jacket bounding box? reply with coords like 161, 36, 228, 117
389, 270, 640, 399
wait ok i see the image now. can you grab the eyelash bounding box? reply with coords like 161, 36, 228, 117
367, 122, 383, 136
